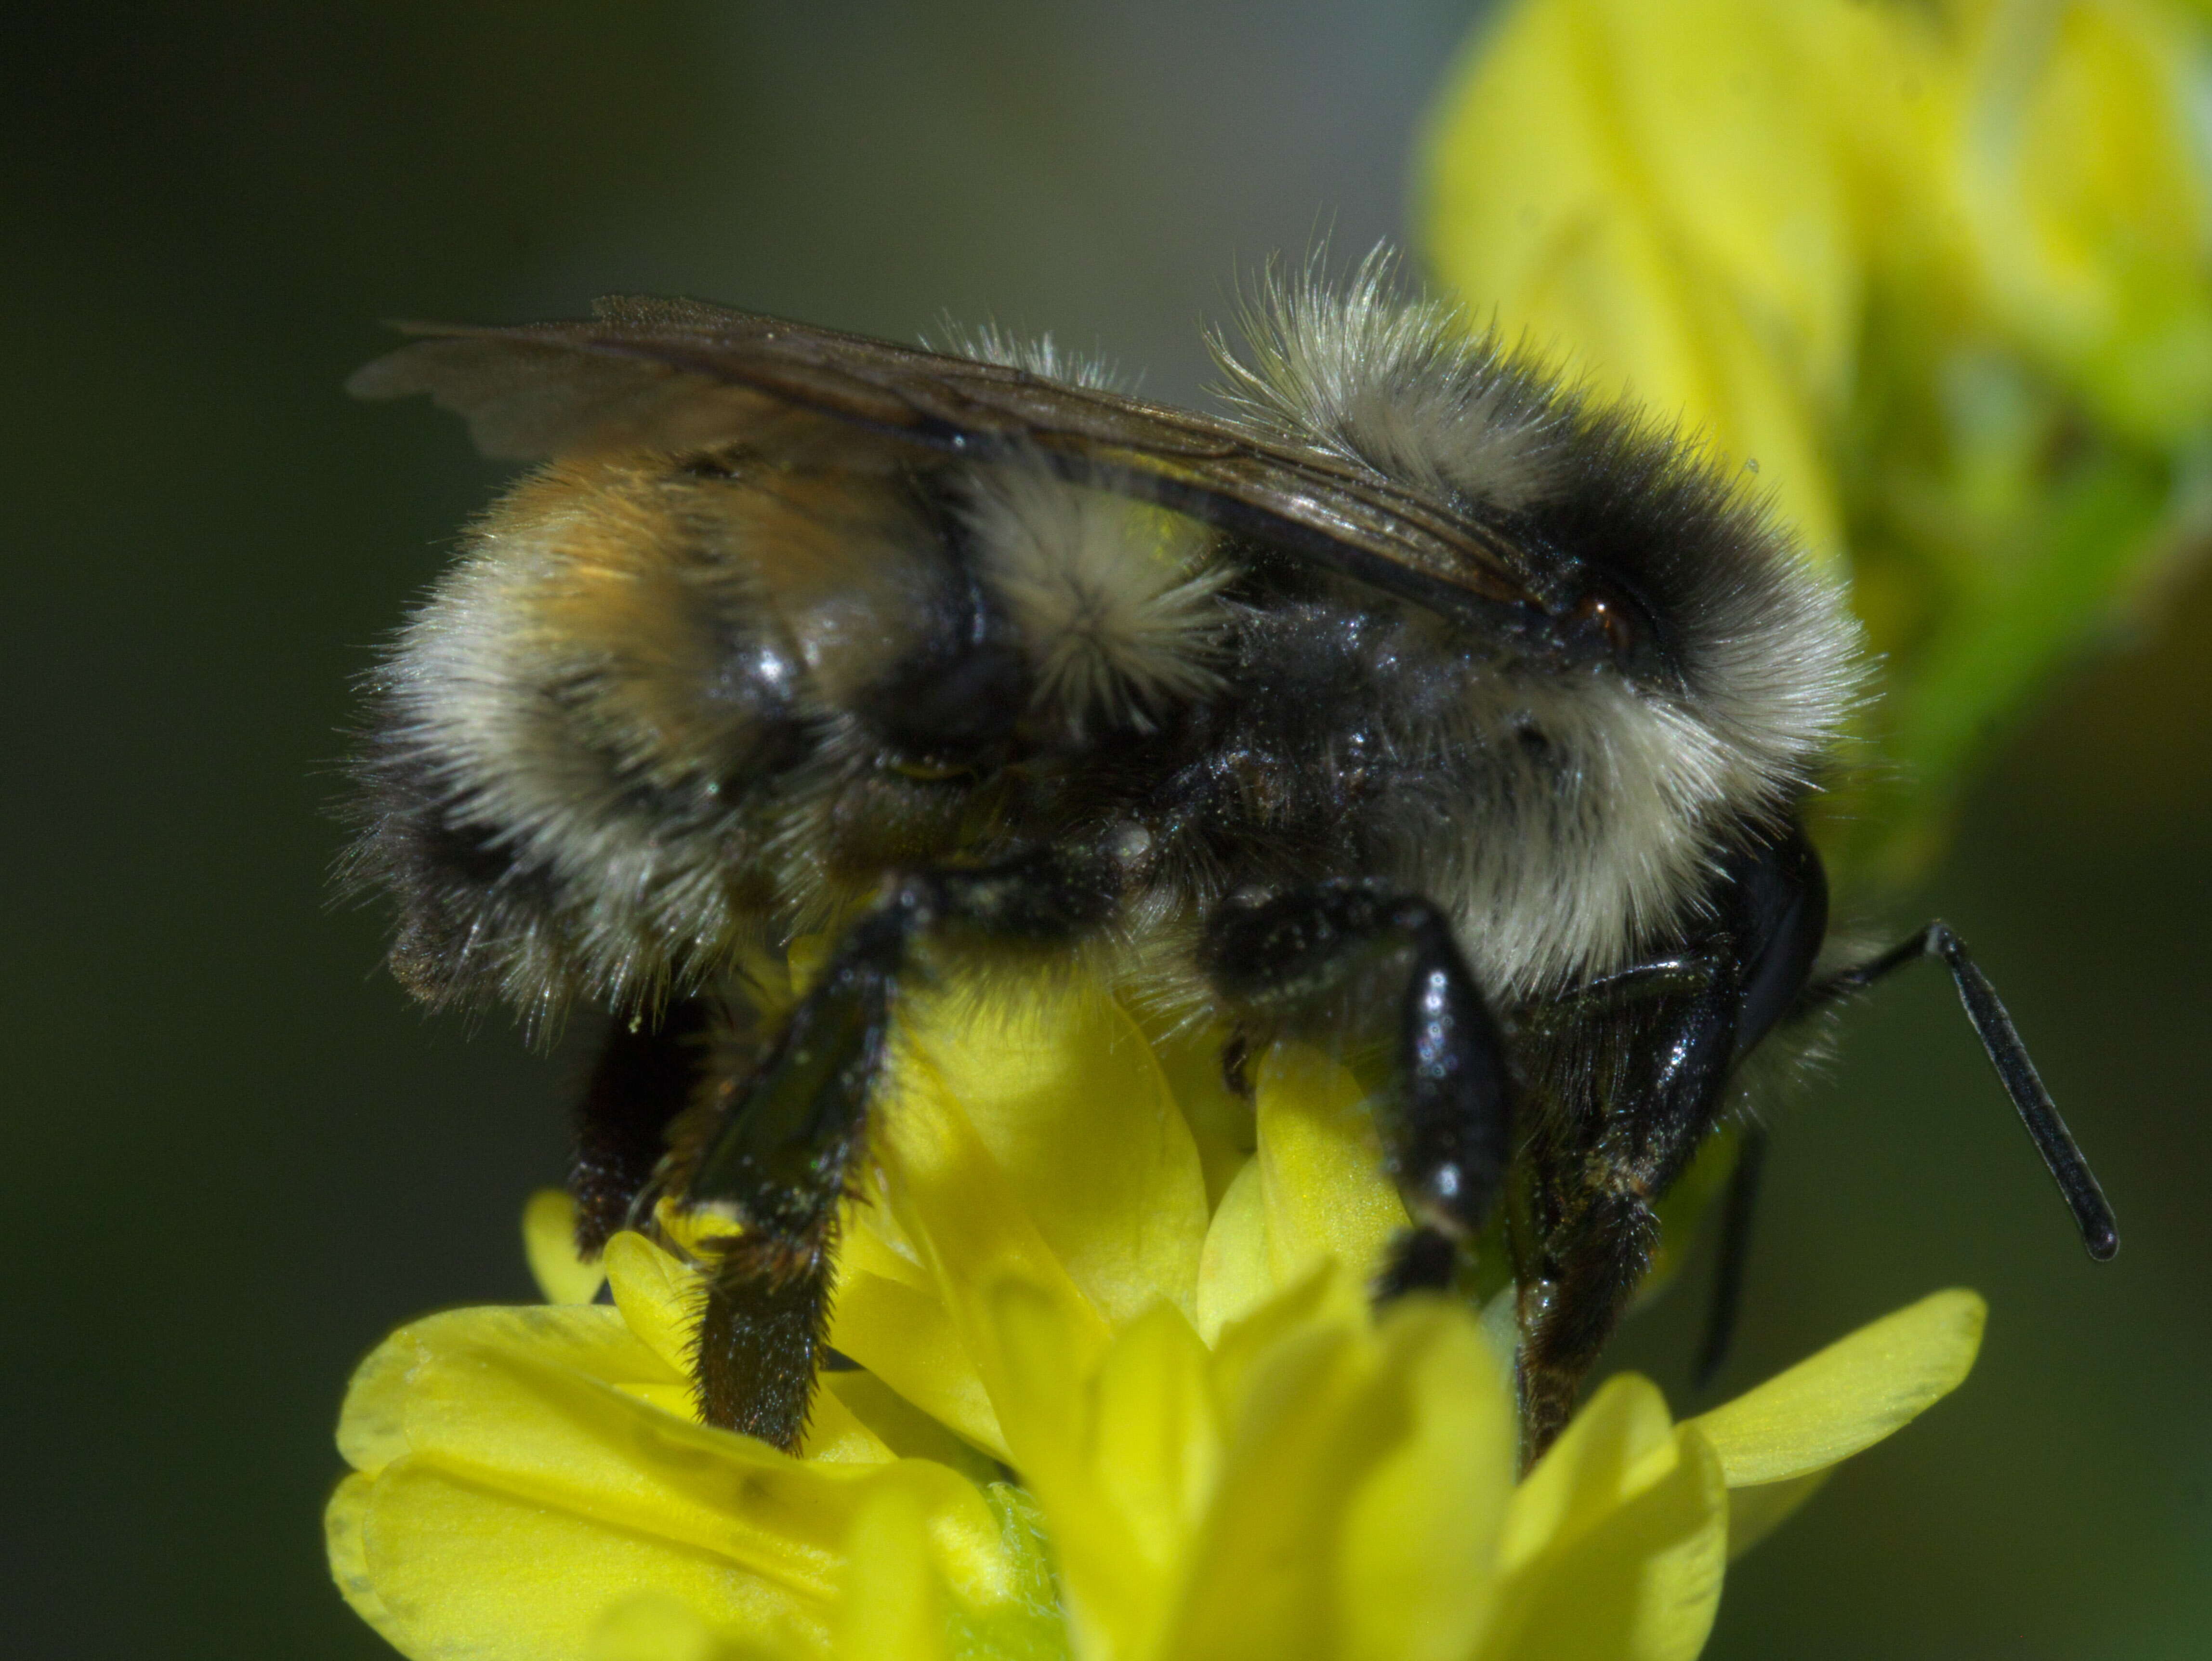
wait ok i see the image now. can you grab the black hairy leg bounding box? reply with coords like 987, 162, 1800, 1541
570, 996, 716, 1257
1511, 825, 1825, 1462
1802, 921, 2119, 1259
1692, 1122, 1768, 1389
1199, 880, 1515, 1299
678, 847, 1121, 1450
1511, 959, 1741, 1463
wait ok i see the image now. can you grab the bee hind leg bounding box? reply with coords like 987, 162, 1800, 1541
1199, 880, 1515, 1299
681, 847, 1121, 1450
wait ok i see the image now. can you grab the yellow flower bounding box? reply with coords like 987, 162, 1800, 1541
329, 973, 1984, 1661
1421, 0, 2212, 878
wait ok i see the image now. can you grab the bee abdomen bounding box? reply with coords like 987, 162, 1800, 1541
352, 450, 1051, 1014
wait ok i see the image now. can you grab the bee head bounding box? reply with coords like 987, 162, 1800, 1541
1215, 260, 1867, 987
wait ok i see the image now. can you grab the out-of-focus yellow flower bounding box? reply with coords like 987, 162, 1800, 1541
1422, 0, 2212, 878
329, 973, 1983, 1661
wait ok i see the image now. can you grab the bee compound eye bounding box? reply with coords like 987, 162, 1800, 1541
1568, 589, 1637, 658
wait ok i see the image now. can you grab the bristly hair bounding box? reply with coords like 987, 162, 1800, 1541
923, 316, 1129, 393
962, 468, 1232, 739
1209, 246, 1570, 513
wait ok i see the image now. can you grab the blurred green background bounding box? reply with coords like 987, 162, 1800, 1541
5, 4, 2207, 1657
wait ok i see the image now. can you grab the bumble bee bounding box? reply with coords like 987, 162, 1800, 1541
346, 258, 2117, 1462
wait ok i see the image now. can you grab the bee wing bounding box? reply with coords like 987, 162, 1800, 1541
349, 297, 1569, 628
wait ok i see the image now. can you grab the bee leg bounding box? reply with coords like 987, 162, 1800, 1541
1514, 1188, 1662, 1461
1199, 880, 1515, 1294
683, 907, 901, 1449
1517, 966, 1742, 1464
1691, 1122, 1768, 1389
570, 995, 716, 1257
683, 847, 1120, 1449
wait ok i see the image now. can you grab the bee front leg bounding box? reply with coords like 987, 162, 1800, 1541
1513, 1186, 1663, 1464
1515, 965, 1742, 1465
1200, 880, 1516, 1297
677, 847, 1120, 1450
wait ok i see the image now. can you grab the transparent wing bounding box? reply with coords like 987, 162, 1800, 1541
350, 296, 1574, 633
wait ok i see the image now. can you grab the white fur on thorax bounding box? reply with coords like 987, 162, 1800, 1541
1212, 252, 1566, 512
1398, 666, 1770, 999
940, 330, 1234, 738
963, 469, 1230, 735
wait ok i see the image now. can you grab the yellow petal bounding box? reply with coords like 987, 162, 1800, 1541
1158, 1311, 1392, 1661
818, 1369, 1000, 1486
1192, 1156, 1268, 1343
868, 1040, 1114, 1426
1688, 1287, 1986, 1487
830, 1267, 1007, 1463
795, 1388, 896, 1467
901, 975, 1211, 1325
1958, 0, 2212, 438
340, 1455, 834, 1661
1419, 0, 1854, 561
325, 1472, 402, 1648
993, 1295, 1226, 1661
1499, 1373, 1678, 1575
381, 1351, 827, 1596
590, 1593, 794, 1661
1144, 1015, 1259, 1209
1203, 1260, 1364, 1428
603, 1230, 708, 1382
1088, 1302, 1224, 1580
525, 1187, 609, 1305
334, 1303, 1026, 1661
832, 1481, 946, 1661
1337, 1300, 1517, 1661
1479, 1424, 1728, 1661
984, 1273, 1158, 1661
336, 1300, 673, 1476
1252, 1041, 1408, 1292
828, 1211, 1005, 1455
842, 1200, 935, 1294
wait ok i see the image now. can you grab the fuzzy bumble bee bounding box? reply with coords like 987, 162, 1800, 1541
346, 258, 2116, 1462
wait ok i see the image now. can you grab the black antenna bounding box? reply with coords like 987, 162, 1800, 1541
1816, 922, 2120, 1260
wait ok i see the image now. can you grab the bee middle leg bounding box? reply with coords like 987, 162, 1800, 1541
678, 846, 1120, 1450
1199, 879, 1516, 1295
1692, 1121, 1768, 1389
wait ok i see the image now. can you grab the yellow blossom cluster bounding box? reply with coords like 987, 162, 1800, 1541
330, 974, 1983, 1661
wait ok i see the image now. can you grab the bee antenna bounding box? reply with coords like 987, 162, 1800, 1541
1805, 923, 2120, 1260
